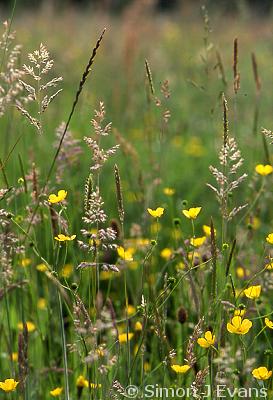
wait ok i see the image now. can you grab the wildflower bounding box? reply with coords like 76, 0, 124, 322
126, 305, 136, 316
144, 362, 151, 372
265, 318, 273, 329
54, 234, 76, 242
18, 321, 36, 332
160, 248, 172, 260
134, 321, 143, 331
246, 216, 260, 230
255, 164, 273, 176
0, 378, 19, 392
176, 262, 185, 271
266, 233, 273, 244
234, 308, 246, 317
37, 298, 47, 310
188, 251, 200, 261
147, 207, 165, 218
60, 264, 73, 278
100, 271, 120, 280
36, 263, 48, 272
236, 267, 246, 279
11, 352, 18, 362
185, 137, 204, 157
118, 333, 134, 343
90, 383, 102, 389
21, 258, 31, 267
182, 207, 202, 220
197, 331, 216, 348
48, 189, 67, 204
266, 262, 273, 270
244, 285, 261, 299
117, 246, 134, 261
203, 225, 216, 237
163, 188, 175, 196
171, 364, 191, 374
50, 387, 63, 397
76, 376, 88, 388
190, 236, 206, 247
135, 238, 150, 247
252, 367, 272, 380
227, 316, 252, 335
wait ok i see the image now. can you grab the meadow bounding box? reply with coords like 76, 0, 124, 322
0, 1, 273, 399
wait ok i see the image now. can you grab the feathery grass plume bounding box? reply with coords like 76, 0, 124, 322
262, 127, 273, 144
73, 294, 94, 337
185, 318, 203, 367
190, 367, 209, 399
0, 20, 25, 117
114, 164, 124, 225
261, 128, 271, 162
0, 209, 24, 284
84, 174, 93, 213
18, 322, 28, 392
17, 43, 63, 133
54, 122, 82, 183
110, 381, 125, 399
0, 188, 10, 201
207, 95, 247, 221
84, 103, 119, 171
8, 28, 103, 241
78, 102, 119, 270
233, 38, 240, 94
215, 50, 227, 86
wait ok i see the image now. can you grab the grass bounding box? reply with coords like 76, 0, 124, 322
0, 3, 273, 399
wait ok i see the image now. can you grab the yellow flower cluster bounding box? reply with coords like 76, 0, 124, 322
147, 207, 165, 218
252, 367, 272, 380
171, 364, 190, 374
227, 316, 252, 335
55, 234, 76, 242
182, 207, 202, 220
255, 164, 273, 176
0, 379, 19, 392
48, 189, 67, 204
197, 331, 216, 348
50, 387, 63, 397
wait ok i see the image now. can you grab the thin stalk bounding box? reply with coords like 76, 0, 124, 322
57, 291, 70, 400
